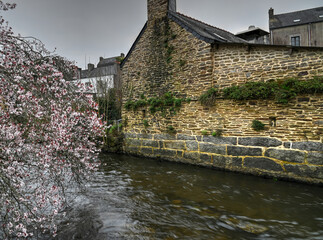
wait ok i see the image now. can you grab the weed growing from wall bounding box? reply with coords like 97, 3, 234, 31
252, 120, 265, 131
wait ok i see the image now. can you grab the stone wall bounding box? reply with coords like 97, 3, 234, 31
121, 12, 323, 184
124, 133, 323, 185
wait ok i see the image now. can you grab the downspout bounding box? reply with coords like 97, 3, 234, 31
308, 23, 312, 47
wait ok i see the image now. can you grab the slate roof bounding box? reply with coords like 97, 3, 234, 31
235, 27, 269, 39
270, 7, 323, 29
81, 57, 118, 79
121, 10, 246, 67
168, 11, 246, 44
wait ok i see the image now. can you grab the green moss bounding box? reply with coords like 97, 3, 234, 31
143, 119, 149, 128
252, 120, 265, 131
167, 125, 176, 134
201, 130, 209, 136
212, 129, 223, 137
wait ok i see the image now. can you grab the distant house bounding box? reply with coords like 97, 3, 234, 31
269, 7, 323, 47
75, 55, 123, 96
235, 25, 269, 44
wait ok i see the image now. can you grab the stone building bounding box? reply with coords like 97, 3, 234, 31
121, 0, 323, 184
269, 7, 323, 47
75, 55, 123, 96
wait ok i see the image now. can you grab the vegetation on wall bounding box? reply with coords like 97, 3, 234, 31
199, 88, 218, 106
166, 125, 176, 134
124, 92, 190, 116
200, 77, 323, 105
223, 77, 323, 104
251, 120, 265, 131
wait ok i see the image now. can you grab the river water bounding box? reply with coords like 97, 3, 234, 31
56, 153, 323, 240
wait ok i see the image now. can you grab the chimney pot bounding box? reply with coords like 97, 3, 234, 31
269, 8, 274, 19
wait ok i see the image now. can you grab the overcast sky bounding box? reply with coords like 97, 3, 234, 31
2, 0, 322, 68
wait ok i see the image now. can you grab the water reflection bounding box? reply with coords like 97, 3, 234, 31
56, 153, 323, 239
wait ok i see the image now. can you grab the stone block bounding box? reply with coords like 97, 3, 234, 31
284, 141, 323, 152
183, 152, 200, 162
199, 143, 226, 155
141, 147, 153, 155
238, 137, 282, 147
177, 134, 196, 141
142, 140, 159, 148
154, 134, 176, 140
203, 136, 237, 145
307, 152, 323, 165
285, 165, 323, 179
154, 149, 177, 158
200, 153, 212, 163
124, 133, 138, 139
186, 141, 199, 151
265, 148, 305, 163
125, 139, 141, 147
164, 141, 186, 150
137, 133, 153, 139
244, 157, 283, 172
227, 146, 262, 156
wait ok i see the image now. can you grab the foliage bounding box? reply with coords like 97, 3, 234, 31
251, 120, 266, 131
166, 125, 176, 134
212, 129, 223, 137
95, 88, 121, 122
143, 119, 149, 128
201, 130, 209, 135
199, 88, 218, 106
0, 4, 104, 238
222, 78, 323, 104
179, 59, 186, 67
125, 92, 188, 116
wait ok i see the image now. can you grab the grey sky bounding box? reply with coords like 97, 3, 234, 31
2, 0, 322, 68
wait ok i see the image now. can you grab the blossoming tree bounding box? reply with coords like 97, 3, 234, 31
0, 1, 104, 238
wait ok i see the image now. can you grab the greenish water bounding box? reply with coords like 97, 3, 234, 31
57, 153, 323, 240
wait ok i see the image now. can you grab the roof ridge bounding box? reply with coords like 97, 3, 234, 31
174, 11, 236, 36
274, 6, 323, 16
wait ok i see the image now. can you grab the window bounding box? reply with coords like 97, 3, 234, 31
291, 36, 300, 46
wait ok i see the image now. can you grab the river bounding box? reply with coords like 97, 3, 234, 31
55, 153, 323, 240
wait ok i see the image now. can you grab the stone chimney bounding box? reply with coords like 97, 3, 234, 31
269, 8, 274, 19
87, 63, 94, 71
147, 0, 176, 22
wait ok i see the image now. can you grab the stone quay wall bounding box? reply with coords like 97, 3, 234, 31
124, 133, 323, 185
121, 15, 323, 184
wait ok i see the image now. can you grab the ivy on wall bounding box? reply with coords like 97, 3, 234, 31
199, 77, 323, 105
124, 92, 190, 116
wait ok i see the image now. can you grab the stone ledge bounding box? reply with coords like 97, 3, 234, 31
284, 141, 323, 152
227, 146, 263, 156
142, 140, 159, 148
154, 134, 176, 140
177, 134, 196, 141
265, 148, 305, 163
199, 143, 226, 155
244, 157, 283, 172
202, 136, 237, 145
307, 152, 323, 165
238, 137, 282, 147
164, 141, 186, 150
285, 164, 323, 179
186, 141, 198, 151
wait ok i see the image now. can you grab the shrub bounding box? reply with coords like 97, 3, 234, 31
212, 129, 223, 137
201, 130, 209, 135
199, 88, 218, 106
252, 120, 265, 131
167, 125, 176, 134
143, 119, 149, 128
